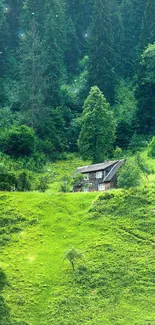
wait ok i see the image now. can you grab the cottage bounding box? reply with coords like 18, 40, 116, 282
73, 160, 124, 192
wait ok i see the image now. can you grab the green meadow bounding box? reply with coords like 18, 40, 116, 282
0, 181, 155, 324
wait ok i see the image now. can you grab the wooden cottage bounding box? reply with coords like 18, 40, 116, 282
73, 160, 124, 192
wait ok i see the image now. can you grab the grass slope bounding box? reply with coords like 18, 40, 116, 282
0, 185, 155, 325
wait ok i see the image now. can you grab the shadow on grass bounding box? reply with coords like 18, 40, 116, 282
0, 268, 12, 325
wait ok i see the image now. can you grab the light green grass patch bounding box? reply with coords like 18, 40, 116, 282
0, 185, 155, 324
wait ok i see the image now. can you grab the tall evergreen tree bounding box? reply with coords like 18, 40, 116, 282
0, 0, 9, 104
140, 0, 155, 50
120, 0, 146, 76
136, 43, 155, 134
78, 86, 116, 162
19, 18, 45, 127
65, 0, 93, 59
88, 0, 120, 103
43, 0, 66, 107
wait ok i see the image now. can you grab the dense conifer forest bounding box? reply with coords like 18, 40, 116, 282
0, 0, 155, 188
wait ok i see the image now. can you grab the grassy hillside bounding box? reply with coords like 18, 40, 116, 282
0, 184, 155, 325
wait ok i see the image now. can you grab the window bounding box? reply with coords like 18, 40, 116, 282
98, 183, 105, 191
84, 173, 89, 180
96, 171, 102, 179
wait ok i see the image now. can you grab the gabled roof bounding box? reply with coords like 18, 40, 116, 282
74, 160, 119, 176
103, 160, 124, 182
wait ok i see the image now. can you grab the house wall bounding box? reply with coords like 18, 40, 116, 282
82, 166, 113, 191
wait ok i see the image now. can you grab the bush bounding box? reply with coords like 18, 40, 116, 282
0, 162, 16, 191
0, 172, 16, 191
148, 136, 155, 158
129, 133, 148, 153
73, 173, 84, 188
37, 174, 50, 192
117, 159, 141, 189
113, 147, 123, 159
1, 125, 36, 157
59, 176, 72, 193
16, 171, 33, 191
22, 152, 47, 172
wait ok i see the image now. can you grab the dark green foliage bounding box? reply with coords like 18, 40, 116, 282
19, 18, 45, 127
140, 0, 155, 50
114, 80, 137, 148
88, 0, 119, 102
37, 174, 50, 192
0, 161, 16, 191
120, 0, 146, 76
1, 125, 36, 157
16, 170, 32, 191
0, 171, 16, 191
78, 86, 116, 162
0, 0, 154, 161
42, 0, 66, 107
136, 44, 155, 134
148, 136, 155, 158
115, 120, 133, 149
129, 133, 148, 153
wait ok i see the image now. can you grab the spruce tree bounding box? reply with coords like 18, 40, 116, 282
140, 0, 155, 50
19, 18, 45, 127
43, 0, 66, 107
78, 86, 116, 163
88, 0, 120, 103
136, 43, 155, 134
0, 0, 9, 104
120, 0, 146, 76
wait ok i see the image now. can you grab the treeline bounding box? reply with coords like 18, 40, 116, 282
0, 0, 155, 162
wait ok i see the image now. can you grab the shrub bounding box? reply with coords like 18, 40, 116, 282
0, 162, 16, 191
113, 147, 123, 159
59, 176, 72, 193
16, 171, 33, 191
129, 133, 148, 153
73, 173, 84, 188
117, 159, 141, 189
37, 174, 50, 192
2, 125, 36, 157
148, 136, 155, 158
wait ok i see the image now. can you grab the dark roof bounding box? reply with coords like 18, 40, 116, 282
74, 160, 119, 176
103, 160, 124, 182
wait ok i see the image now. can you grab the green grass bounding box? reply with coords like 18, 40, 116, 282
0, 184, 155, 324
0, 152, 155, 324
44, 154, 90, 193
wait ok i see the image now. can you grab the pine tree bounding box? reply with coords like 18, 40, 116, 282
43, 0, 66, 107
136, 43, 155, 134
120, 0, 146, 76
78, 86, 116, 162
65, 0, 93, 60
19, 17, 45, 127
140, 0, 155, 50
0, 0, 9, 104
88, 0, 120, 103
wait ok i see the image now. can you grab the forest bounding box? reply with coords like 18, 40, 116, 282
0, 0, 155, 177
